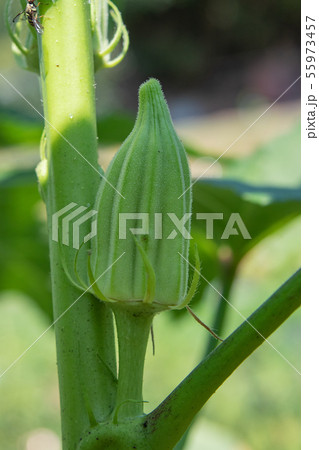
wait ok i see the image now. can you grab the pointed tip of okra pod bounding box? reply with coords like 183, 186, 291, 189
137, 78, 171, 124
139, 78, 164, 103
139, 77, 162, 94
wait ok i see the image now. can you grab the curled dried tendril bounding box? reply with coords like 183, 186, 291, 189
5, 0, 129, 72
91, 0, 129, 69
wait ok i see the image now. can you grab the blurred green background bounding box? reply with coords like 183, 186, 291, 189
0, 0, 300, 449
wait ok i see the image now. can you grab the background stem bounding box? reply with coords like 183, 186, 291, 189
175, 262, 236, 450
204, 262, 237, 353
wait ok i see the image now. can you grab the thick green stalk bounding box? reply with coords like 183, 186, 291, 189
77, 270, 301, 449
111, 304, 154, 421
145, 269, 301, 448
38, 1, 117, 448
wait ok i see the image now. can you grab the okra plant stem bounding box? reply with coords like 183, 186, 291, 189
77, 269, 300, 449
146, 269, 301, 448
38, 1, 116, 448
111, 304, 154, 422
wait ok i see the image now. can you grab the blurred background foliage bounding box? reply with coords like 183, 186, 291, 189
0, 0, 300, 449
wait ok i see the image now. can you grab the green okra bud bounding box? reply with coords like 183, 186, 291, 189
90, 78, 192, 310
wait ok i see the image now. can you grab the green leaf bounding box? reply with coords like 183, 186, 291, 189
97, 112, 135, 145
182, 178, 300, 312
0, 111, 42, 147
0, 170, 52, 320
221, 123, 301, 187
192, 178, 300, 263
